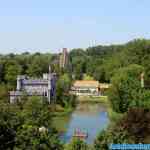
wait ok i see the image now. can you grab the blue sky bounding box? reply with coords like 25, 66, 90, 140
0, 0, 150, 53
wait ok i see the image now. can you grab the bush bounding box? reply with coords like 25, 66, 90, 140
65, 138, 88, 150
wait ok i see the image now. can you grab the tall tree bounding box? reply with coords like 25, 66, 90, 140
4, 60, 22, 85
108, 64, 145, 113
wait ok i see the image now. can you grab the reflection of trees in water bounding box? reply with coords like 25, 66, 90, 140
74, 103, 107, 115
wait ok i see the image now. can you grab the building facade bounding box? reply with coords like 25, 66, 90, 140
71, 80, 100, 96
9, 66, 57, 103
71, 80, 110, 96
59, 48, 68, 68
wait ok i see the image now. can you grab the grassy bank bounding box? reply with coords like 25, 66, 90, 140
51, 104, 74, 132
52, 105, 74, 116
77, 95, 109, 103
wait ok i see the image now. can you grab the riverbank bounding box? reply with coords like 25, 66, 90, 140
77, 95, 108, 103
51, 105, 74, 132
52, 96, 122, 134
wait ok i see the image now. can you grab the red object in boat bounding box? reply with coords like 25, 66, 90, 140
73, 129, 88, 138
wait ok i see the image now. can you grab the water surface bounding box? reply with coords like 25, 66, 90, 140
60, 103, 109, 144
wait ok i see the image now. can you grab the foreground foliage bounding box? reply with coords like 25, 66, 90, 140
65, 138, 89, 150
94, 108, 150, 150
0, 97, 63, 150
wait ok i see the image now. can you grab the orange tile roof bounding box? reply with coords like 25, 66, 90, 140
73, 80, 99, 88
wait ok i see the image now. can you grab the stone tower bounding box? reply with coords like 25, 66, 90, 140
59, 48, 68, 68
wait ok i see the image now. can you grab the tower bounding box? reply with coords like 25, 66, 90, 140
48, 65, 52, 104
47, 65, 57, 104
59, 48, 68, 68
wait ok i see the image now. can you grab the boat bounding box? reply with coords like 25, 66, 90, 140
73, 129, 88, 139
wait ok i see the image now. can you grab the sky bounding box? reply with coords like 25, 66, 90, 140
0, 0, 150, 54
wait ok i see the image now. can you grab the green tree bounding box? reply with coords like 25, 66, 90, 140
119, 108, 150, 143
56, 73, 72, 107
22, 96, 52, 127
108, 64, 144, 113
27, 54, 52, 77
93, 66, 106, 82
0, 103, 21, 150
94, 129, 131, 150
94, 108, 150, 150
83, 74, 94, 80
4, 61, 22, 85
15, 124, 63, 150
65, 138, 88, 150
0, 84, 11, 103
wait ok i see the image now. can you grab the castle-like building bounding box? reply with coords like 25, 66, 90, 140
9, 66, 57, 103
9, 48, 69, 103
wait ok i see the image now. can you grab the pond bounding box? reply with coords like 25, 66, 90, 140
58, 103, 110, 144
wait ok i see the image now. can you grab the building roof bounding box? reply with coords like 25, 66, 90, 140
73, 80, 99, 88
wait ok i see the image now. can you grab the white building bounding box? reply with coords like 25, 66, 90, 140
71, 80, 111, 96
71, 80, 99, 96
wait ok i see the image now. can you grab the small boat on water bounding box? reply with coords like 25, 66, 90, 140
73, 129, 88, 139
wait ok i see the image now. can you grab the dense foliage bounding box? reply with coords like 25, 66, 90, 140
108, 64, 149, 113
65, 138, 89, 150
0, 38, 150, 149
69, 39, 150, 82
0, 39, 150, 84
0, 97, 63, 150
94, 108, 150, 150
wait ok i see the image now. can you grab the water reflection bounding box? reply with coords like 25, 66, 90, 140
60, 103, 109, 144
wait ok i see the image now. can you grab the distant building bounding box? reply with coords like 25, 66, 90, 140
9, 66, 57, 104
71, 80, 99, 96
71, 80, 110, 96
59, 48, 68, 68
